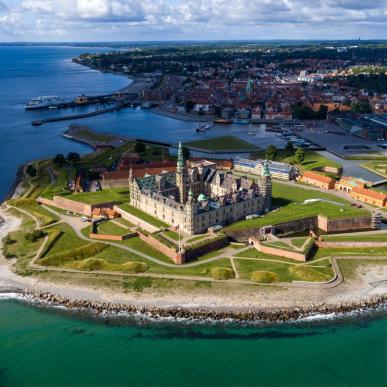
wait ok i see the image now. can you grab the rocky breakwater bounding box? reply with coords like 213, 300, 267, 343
26, 290, 387, 322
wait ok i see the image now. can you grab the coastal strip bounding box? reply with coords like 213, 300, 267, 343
18, 290, 387, 323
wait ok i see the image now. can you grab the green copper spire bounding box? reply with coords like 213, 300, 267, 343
177, 141, 184, 171
263, 159, 271, 177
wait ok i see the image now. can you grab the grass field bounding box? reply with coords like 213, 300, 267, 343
227, 182, 369, 230
77, 128, 115, 143
41, 168, 71, 199
163, 230, 181, 241
7, 198, 58, 227
117, 203, 169, 228
184, 136, 258, 151
361, 160, 387, 178
96, 221, 130, 236
43, 223, 89, 257
234, 257, 333, 283
69, 188, 129, 205
323, 233, 387, 242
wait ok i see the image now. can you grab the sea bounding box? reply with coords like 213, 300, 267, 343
0, 45, 387, 387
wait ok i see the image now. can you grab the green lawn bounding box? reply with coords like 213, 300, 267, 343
120, 236, 172, 263
184, 136, 257, 151
323, 233, 387, 242
227, 182, 369, 230
117, 203, 169, 228
77, 128, 115, 143
290, 237, 309, 248
7, 198, 58, 227
69, 188, 129, 205
186, 234, 209, 244
361, 161, 387, 178
97, 221, 130, 236
43, 223, 89, 257
163, 230, 181, 241
41, 168, 71, 199
235, 258, 333, 283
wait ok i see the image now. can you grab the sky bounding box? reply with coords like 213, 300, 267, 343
0, 0, 386, 42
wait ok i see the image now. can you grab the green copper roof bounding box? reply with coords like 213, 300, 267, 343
177, 141, 184, 170
198, 193, 207, 201
263, 159, 271, 177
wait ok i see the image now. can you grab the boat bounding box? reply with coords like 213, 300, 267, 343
214, 118, 232, 124
25, 96, 63, 110
196, 124, 206, 132
248, 131, 256, 136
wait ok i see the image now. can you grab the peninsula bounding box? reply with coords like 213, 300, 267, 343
1, 125, 386, 320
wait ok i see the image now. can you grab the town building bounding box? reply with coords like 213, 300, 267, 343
233, 157, 298, 181
128, 143, 272, 235
350, 187, 387, 208
299, 171, 336, 190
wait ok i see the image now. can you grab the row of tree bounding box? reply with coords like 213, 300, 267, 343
265, 143, 305, 164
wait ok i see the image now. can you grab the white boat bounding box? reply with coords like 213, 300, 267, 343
25, 96, 62, 110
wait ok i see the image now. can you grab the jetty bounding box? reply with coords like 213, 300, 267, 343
32, 102, 127, 126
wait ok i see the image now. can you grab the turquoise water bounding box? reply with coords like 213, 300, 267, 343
1, 299, 387, 386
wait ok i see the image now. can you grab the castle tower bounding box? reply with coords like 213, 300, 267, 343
176, 141, 188, 204
184, 188, 196, 234
261, 160, 272, 212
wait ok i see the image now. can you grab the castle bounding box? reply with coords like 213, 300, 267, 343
129, 143, 272, 235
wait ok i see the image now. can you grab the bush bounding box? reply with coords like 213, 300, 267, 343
2, 235, 16, 245
121, 262, 148, 273
251, 271, 278, 283
210, 267, 235, 280
25, 229, 46, 242
77, 258, 107, 271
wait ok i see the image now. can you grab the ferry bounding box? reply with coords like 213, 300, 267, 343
25, 96, 63, 110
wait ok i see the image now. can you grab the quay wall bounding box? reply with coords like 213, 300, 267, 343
317, 215, 372, 233
248, 237, 307, 262
137, 231, 183, 264
37, 196, 117, 216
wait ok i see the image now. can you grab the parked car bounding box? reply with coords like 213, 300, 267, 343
80, 216, 91, 222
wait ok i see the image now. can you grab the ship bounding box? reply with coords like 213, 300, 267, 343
25, 96, 63, 110
214, 118, 232, 124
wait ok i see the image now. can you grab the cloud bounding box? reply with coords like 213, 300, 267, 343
0, 0, 386, 40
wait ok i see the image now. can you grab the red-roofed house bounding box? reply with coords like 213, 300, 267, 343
350, 187, 387, 208
299, 171, 335, 190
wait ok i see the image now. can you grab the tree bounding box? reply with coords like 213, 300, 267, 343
214, 106, 222, 117
53, 154, 66, 167
284, 141, 294, 154
184, 100, 195, 113
26, 165, 37, 177
265, 144, 277, 160
295, 147, 305, 164
134, 142, 146, 153
182, 146, 190, 160
350, 101, 372, 114
67, 152, 80, 163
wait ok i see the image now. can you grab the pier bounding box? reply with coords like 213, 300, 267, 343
32, 102, 128, 126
